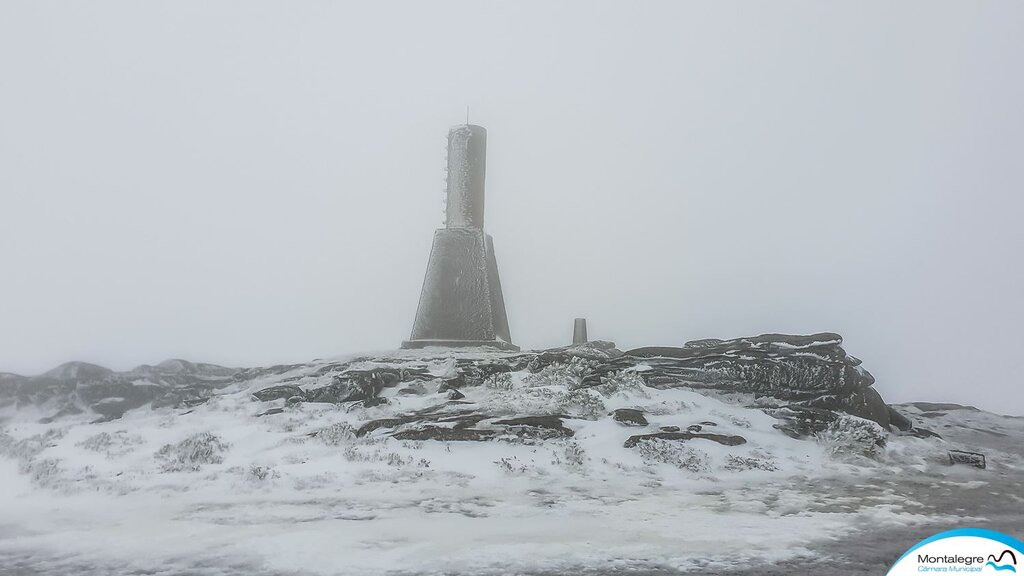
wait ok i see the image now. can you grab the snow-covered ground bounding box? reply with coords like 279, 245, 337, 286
1, 352, 1021, 575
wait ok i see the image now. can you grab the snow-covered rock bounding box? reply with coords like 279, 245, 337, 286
0, 340, 1020, 575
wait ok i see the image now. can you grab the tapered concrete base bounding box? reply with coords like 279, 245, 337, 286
401, 339, 520, 351
402, 228, 515, 350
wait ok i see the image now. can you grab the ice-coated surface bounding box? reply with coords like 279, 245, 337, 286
1, 347, 1021, 575
407, 229, 512, 345
444, 124, 486, 230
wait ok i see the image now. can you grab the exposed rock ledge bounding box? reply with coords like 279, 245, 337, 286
0, 333, 921, 439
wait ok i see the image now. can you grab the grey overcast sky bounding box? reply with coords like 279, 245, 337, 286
1, 1, 1022, 414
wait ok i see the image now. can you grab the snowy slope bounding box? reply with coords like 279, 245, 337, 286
2, 347, 1016, 575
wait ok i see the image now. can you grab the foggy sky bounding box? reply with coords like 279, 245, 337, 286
1, 1, 1022, 414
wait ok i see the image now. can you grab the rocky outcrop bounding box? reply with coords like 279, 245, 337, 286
611, 408, 648, 427
576, 332, 894, 433
3, 333, 905, 437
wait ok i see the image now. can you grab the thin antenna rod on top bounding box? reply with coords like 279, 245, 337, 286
466, 105, 470, 125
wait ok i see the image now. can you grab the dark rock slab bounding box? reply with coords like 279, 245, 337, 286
252, 385, 303, 402
493, 415, 575, 437
611, 408, 648, 427
948, 449, 986, 469
623, 431, 747, 448
911, 402, 981, 412
392, 427, 496, 441
888, 406, 913, 432
907, 427, 942, 439
577, 332, 893, 430
357, 416, 419, 437
769, 405, 840, 438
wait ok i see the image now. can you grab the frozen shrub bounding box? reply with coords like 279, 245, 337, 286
593, 370, 650, 399
314, 423, 356, 446
76, 431, 143, 457
0, 428, 65, 462
564, 389, 606, 420
817, 414, 887, 459
77, 431, 114, 452
723, 454, 779, 472
155, 432, 229, 472
23, 458, 63, 487
635, 438, 711, 473
244, 464, 278, 483
484, 372, 514, 390
489, 386, 606, 420
523, 357, 595, 389
494, 456, 530, 475
342, 445, 422, 467
551, 441, 588, 472
342, 445, 367, 462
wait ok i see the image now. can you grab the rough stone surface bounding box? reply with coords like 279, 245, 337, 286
392, 427, 496, 442
492, 415, 575, 438
611, 408, 648, 427
948, 449, 986, 469
888, 406, 913, 432
582, 332, 892, 430
2, 332, 900, 437
623, 431, 748, 448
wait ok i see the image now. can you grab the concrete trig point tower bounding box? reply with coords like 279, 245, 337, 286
402, 125, 518, 351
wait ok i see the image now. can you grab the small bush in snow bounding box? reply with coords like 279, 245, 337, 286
341, 445, 427, 468
562, 389, 606, 420
22, 457, 64, 488
593, 370, 650, 399
722, 454, 779, 472
314, 423, 356, 446
155, 432, 229, 472
523, 358, 595, 389
489, 386, 606, 420
484, 372, 514, 390
76, 431, 143, 457
494, 456, 531, 475
816, 414, 887, 459
244, 464, 279, 483
551, 441, 588, 472
635, 438, 711, 473
0, 428, 65, 462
